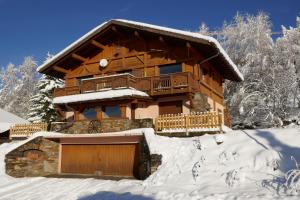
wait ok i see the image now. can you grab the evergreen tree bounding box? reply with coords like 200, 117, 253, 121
27, 74, 64, 123
27, 54, 64, 123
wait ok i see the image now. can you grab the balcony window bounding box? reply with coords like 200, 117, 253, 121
80, 107, 97, 120
103, 105, 121, 118
159, 64, 182, 75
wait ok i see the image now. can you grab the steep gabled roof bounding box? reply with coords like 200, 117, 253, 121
37, 19, 244, 81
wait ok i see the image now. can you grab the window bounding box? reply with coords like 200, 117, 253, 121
80, 108, 97, 120
159, 64, 182, 75
117, 69, 132, 75
103, 105, 121, 118
77, 75, 93, 86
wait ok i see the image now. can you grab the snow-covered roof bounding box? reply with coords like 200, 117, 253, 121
0, 109, 28, 133
53, 88, 149, 104
37, 19, 243, 81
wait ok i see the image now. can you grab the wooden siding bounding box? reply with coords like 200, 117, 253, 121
61, 144, 139, 177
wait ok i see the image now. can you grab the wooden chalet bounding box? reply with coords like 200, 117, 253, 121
5, 19, 244, 180
38, 19, 243, 132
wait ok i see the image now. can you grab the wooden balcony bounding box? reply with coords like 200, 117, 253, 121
9, 123, 48, 139
155, 112, 222, 133
54, 72, 199, 97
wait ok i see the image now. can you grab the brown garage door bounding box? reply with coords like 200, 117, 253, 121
61, 144, 139, 177
159, 100, 183, 115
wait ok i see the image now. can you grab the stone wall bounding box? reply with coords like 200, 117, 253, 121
5, 137, 59, 177
50, 118, 153, 134
150, 154, 162, 174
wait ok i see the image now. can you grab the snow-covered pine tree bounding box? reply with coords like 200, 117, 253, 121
27, 53, 64, 123
198, 22, 210, 35
27, 74, 64, 123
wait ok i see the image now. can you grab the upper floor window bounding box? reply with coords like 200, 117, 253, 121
159, 64, 182, 75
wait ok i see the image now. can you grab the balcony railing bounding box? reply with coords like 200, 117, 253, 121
10, 123, 48, 139
155, 112, 222, 133
54, 72, 199, 97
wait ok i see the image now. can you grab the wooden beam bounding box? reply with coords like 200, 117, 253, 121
72, 53, 87, 62
91, 40, 105, 49
186, 42, 191, 48
159, 36, 164, 42
53, 66, 69, 74
134, 31, 140, 37
111, 26, 117, 32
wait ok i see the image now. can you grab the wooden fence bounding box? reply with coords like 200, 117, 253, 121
155, 112, 222, 133
10, 123, 48, 139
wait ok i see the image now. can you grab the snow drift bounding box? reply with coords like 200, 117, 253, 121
1, 128, 300, 199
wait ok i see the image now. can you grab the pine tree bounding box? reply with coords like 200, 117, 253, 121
27, 74, 64, 123
27, 54, 64, 123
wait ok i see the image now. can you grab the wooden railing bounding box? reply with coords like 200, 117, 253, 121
155, 112, 222, 133
54, 72, 199, 97
10, 123, 48, 139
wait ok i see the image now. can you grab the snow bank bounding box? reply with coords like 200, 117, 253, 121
1, 128, 300, 199
53, 88, 149, 104
0, 108, 28, 133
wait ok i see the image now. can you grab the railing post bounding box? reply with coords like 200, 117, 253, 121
126, 75, 130, 88
170, 74, 174, 94
150, 77, 154, 96
218, 113, 223, 132
185, 114, 189, 135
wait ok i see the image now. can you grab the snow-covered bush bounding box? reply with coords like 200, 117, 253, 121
224, 168, 245, 187
284, 157, 300, 195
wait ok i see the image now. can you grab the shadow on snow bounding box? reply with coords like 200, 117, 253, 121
244, 129, 300, 194
79, 191, 154, 200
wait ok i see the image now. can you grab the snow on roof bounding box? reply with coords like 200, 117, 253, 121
37, 19, 244, 81
53, 88, 149, 104
0, 109, 28, 133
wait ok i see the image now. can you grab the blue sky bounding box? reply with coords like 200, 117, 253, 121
0, 0, 299, 68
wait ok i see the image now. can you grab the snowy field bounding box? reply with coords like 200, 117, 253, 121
1, 128, 300, 199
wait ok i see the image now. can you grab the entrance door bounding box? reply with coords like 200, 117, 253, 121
159, 100, 183, 115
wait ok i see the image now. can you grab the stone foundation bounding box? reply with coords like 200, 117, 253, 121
5, 137, 59, 177
50, 118, 153, 134
150, 154, 162, 174
4, 134, 159, 179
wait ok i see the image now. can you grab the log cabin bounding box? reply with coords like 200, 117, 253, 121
38, 19, 243, 133
5, 19, 244, 180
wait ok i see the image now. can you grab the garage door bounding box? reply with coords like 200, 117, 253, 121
61, 144, 139, 177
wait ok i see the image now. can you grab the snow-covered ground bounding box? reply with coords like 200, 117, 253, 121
1, 128, 300, 199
